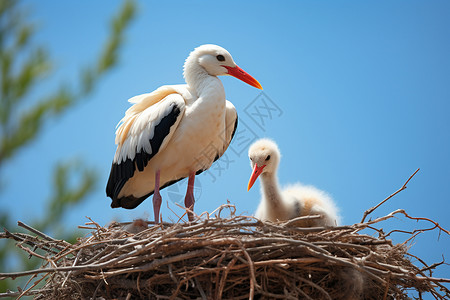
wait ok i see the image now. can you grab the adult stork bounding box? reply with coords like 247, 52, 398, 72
106, 44, 262, 223
247, 139, 339, 227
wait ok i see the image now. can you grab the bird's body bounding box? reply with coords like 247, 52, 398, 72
248, 139, 339, 227
109, 84, 234, 206
106, 45, 262, 222
255, 183, 339, 227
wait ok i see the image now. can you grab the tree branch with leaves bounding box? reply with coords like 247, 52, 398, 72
0, 0, 136, 293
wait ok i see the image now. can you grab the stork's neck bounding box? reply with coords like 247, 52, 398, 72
183, 59, 225, 99
260, 172, 286, 215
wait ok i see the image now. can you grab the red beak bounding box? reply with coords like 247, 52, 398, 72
223, 65, 263, 90
247, 163, 266, 191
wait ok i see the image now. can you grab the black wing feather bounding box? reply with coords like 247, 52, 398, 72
106, 103, 182, 208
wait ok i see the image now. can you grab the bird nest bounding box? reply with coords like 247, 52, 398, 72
1, 170, 449, 299
1, 204, 450, 300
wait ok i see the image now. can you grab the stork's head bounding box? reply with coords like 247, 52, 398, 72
247, 138, 281, 191
184, 44, 262, 89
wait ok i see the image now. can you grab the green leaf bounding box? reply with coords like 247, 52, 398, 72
96, 0, 136, 75
0, 0, 136, 293
13, 48, 51, 100
39, 159, 98, 231
0, 88, 74, 164
15, 24, 33, 48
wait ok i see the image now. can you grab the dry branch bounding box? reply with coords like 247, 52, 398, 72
361, 168, 420, 223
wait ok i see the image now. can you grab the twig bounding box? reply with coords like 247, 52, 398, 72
0, 289, 54, 298
16, 272, 49, 300
217, 256, 238, 300
194, 276, 207, 300
17, 221, 70, 248
1, 230, 60, 254
91, 281, 104, 300
61, 248, 83, 288
281, 214, 323, 226
361, 168, 420, 223
237, 241, 260, 300
16, 243, 47, 260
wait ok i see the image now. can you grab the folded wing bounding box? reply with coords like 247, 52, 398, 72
106, 89, 186, 208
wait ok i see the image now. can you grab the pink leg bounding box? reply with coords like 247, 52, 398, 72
184, 172, 196, 222
153, 170, 162, 223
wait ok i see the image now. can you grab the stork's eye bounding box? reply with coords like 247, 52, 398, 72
249, 157, 253, 161
216, 55, 225, 62
265, 155, 271, 161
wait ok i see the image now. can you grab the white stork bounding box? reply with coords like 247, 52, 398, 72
106, 44, 262, 223
247, 139, 340, 227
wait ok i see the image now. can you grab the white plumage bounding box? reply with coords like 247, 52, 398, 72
114, 92, 185, 164
247, 138, 340, 227
106, 45, 262, 223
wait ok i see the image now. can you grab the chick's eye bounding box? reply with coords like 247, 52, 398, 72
265, 155, 271, 161
216, 55, 225, 62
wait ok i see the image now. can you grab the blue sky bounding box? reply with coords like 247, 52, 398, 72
2, 0, 450, 289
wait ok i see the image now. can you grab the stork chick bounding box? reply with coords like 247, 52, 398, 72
247, 139, 339, 227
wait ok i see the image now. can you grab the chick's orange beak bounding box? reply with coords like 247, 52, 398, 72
247, 163, 266, 191
223, 65, 263, 90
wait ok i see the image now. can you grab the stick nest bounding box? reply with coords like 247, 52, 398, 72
1, 205, 449, 300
